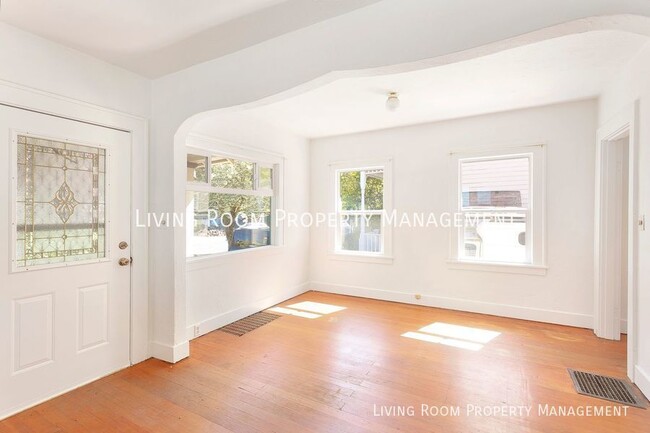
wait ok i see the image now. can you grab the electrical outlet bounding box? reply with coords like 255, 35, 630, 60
639, 215, 646, 231
193, 325, 200, 338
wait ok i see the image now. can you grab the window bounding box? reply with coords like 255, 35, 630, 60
186, 154, 208, 183
333, 160, 392, 259
186, 149, 278, 258
15, 134, 106, 269
451, 146, 545, 269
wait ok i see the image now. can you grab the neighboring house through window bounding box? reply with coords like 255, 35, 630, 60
450, 145, 545, 270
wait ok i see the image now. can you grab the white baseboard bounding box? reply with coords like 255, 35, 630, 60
186, 281, 310, 341
150, 340, 190, 364
311, 281, 594, 329
635, 365, 650, 400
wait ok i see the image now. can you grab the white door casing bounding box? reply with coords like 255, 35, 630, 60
0, 106, 132, 419
594, 103, 638, 382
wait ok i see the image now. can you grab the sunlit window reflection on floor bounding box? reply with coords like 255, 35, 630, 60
419, 322, 501, 344
267, 301, 346, 319
286, 301, 347, 315
268, 307, 321, 319
401, 322, 501, 351
401, 332, 484, 351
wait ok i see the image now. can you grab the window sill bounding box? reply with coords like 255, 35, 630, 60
446, 259, 547, 276
187, 245, 284, 270
329, 252, 393, 265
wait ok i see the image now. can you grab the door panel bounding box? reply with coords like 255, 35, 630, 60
0, 106, 131, 419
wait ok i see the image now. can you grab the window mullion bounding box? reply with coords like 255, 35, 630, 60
207, 155, 212, 186
253, 162, 259, 191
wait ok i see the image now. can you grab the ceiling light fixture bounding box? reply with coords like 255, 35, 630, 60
385, 91, 400, 111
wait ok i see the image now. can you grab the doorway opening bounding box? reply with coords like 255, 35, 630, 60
594, 115, 636, 381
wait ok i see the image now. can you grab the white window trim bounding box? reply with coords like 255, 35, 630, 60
329, 157, 393, 262
187, 244, 285, 269
449, 144, 546, 274
446, 259, 548, 275
185, 134, 284, 261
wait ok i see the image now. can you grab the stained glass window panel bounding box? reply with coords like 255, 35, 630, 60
16, 135, 106, 268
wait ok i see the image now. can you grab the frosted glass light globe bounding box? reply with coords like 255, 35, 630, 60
386, 92, 400, 111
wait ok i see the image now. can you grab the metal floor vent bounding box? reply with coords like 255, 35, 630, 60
568, 369, 647, 409
218, 311, 281, 336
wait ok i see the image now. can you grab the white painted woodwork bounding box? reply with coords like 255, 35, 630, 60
0, 106, 132, 419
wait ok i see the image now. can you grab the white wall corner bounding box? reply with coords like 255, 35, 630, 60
310, 281, 594, 329
150, 340, 190, 364
634, 365, 650, 400
186, 281, 311, 340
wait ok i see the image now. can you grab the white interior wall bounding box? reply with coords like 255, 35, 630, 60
2, 2, 650, 390
0, 22, 152, 365
184, 117, 310, 339
0, 23, 150, 117
151, 5, 650, 362
599, 41, 650, 397
309, 99, 597, 327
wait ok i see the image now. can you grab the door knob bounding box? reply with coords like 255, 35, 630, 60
118, 257, 131, 266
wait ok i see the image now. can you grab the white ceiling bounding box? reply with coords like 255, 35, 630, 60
220, 31, 648, 139
0, 0, 380, 77
0, 0, 287, 52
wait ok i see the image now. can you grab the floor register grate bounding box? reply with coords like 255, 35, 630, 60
218, 311, 281, 336
568, 369, 647, 409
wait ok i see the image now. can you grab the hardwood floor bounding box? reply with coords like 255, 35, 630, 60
2, 291, 648, 432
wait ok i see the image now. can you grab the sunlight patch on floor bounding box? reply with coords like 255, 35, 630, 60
402, 322, 501, 351
268, 301, 346, 319
419, 322, 501, 344
286, 301, 347, 315
401, 331, 484, 351
268, 307, 321, 319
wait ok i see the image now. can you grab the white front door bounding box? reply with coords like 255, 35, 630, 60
0, 106, 132, 419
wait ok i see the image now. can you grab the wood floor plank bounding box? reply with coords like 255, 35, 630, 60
2, 291, 649, 432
